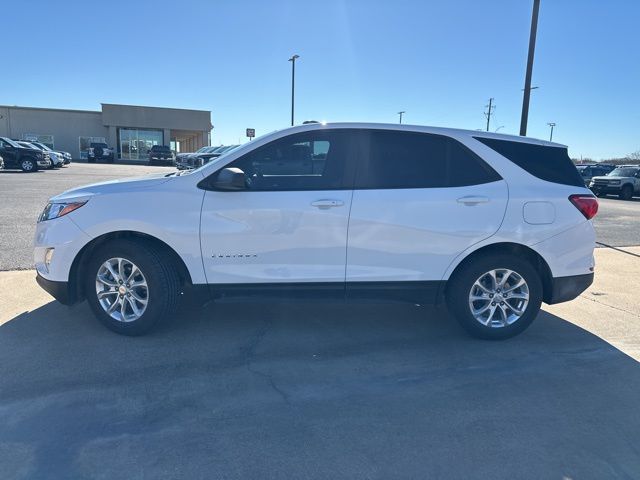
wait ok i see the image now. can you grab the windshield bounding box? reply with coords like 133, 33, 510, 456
19, 142, 39, 150
32, 142, 52, 151
609, 168, 638, 177
1, 138, 21, 148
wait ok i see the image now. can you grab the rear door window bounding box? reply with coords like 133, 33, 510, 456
356, 130, 501, 189
474, 137, 584, 187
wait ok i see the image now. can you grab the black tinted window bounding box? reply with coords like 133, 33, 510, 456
475, 137, 584, 187
357, 130, 500, 189
224, 130, 354, 191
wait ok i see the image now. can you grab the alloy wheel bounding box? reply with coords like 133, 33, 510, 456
468, 268, 530, 328
95, 257, 149, 322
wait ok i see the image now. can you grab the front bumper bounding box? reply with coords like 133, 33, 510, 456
590, 184, 622, 193
36, 273, 76, 305
546, 273, 594, 304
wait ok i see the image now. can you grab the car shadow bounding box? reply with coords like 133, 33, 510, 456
1, 300, 639, 479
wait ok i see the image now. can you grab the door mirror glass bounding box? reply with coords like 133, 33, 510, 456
212, 167, 247, 191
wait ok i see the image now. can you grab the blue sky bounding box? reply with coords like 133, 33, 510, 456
2, 0, 638, 159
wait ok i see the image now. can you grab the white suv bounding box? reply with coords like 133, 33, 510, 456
34, 123, 597, 339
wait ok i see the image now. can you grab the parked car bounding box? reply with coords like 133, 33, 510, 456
576, 164, 615, 187
176, 146, 215, 170
0, 136, 50, 171
87, 142, 115, 163
193, 145, 239, 167
148, 145, 175, 166
0, 154, 4, 170
28, 141, 72, 165
17, 141, 62, 168
34, 123, 597, 339
589, 165, 640, 200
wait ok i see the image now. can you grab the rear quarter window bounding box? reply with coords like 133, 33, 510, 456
474, 137, 584, 187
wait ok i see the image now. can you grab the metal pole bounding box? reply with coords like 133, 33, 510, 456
547, 122, 555, 141
486, 98, 493, 132
519, 0, 540, 136
398, 111, 405, 124
289, 54, 299, 126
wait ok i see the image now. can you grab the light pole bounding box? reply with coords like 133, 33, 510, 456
398, 111, 405, 124
519, 0, 541, 136
547, 122, 556, 141
288, 54, 300, 126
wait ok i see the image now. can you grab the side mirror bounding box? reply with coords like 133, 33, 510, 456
212, 167, 247, 191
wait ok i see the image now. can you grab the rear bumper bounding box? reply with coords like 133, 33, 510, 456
546, 273, 593, 304
36, 273, 77, 305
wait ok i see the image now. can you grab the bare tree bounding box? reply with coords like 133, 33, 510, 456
627, 150, 640, 161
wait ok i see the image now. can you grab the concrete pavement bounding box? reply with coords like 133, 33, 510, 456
0, 246, 639, 479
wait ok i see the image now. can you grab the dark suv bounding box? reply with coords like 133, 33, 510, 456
148, 145, 175, 166
576, 164, 615, 187
0, 137, 50, 172
87, 142, 115, 163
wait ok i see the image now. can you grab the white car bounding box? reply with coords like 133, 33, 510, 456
34, 123, 597, 339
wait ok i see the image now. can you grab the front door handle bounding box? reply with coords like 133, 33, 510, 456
457, 196, 490, 205
311, 199, 344, 209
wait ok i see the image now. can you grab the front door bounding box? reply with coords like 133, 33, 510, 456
199, 129, 358, 286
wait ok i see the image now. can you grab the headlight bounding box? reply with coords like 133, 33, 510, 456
38, 201, 87, 222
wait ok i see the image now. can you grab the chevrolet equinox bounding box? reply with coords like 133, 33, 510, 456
34, 123, 597, 339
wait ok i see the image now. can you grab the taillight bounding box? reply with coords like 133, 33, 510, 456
569, 194, 598, 220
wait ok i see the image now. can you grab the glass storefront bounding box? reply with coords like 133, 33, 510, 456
118, 128, 163, 160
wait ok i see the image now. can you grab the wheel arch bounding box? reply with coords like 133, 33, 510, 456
444, 242, 554, 304
68, 230, 193, 303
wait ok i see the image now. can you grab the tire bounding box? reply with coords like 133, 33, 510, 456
620, 185, 633, 201
20, 158, 36, 172
446, 254, 543, 340
85, 239, 180, 336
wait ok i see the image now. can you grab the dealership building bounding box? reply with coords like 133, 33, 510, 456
0, 103, 212, 160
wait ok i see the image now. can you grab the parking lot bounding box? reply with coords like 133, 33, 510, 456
1, 163, 639, 271
1, 164, 640, 478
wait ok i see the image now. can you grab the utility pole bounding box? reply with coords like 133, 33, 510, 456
519, 0, 541, 136
547, 122, 556, 141
288, 54, 300, 126
398, 111, 405, 124
484, 98, 495, 132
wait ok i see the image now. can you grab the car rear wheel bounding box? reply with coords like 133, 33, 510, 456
85, 239, 180, 336
21, 158, 36, 172
446, 254, 543, 340
620, 185, 634, 201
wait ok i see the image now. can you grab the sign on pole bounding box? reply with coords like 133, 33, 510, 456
246, 128, 255, 140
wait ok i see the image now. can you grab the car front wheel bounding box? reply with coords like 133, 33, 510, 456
21, 158, 36, 172
85, 239, 180, 335
620, 185, 634, 201
446, 254, 543, 340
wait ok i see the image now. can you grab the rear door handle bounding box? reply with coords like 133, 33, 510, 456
311, 199, 344, 209
457, 196, 490, 205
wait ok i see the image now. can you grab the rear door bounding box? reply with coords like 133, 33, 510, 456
346, 129, 508, 300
